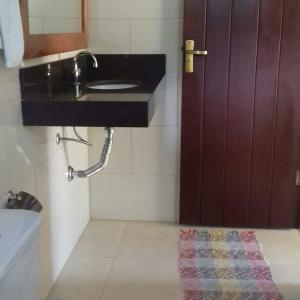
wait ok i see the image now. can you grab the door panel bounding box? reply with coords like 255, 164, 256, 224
249, 0, 284, 227
180, 0, 300, 228
180, 0, 207, 225
200, 0, 232, 226
223, 0, 260, 227
271, 0, 300, 227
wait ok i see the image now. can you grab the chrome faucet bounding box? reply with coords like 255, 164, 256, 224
73, 51, 99, 98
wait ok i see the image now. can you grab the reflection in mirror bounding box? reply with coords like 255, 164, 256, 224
28, 0, 82, 34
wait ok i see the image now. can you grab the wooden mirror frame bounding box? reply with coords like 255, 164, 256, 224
19, 0, 88, 59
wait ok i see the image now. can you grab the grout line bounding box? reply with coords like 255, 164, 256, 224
129, 128, 133, 174
98, 221, 128, 300
148, 124, 179, 128
30, 16, 81, 20
114, 221, 128, 258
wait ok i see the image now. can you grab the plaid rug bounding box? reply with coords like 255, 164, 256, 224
179, 229, 283, 300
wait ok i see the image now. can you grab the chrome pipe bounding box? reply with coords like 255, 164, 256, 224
68, 127, 114, 181
56, 127, 92, 146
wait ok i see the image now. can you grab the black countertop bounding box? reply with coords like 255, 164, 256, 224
20, 54, 166, 127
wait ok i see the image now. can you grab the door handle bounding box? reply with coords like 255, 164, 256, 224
185, 40, 208, 73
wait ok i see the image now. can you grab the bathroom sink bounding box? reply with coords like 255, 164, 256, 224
20, 54, 166, 127
86, 80, 141, 91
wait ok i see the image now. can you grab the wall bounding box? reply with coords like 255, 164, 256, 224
0, 1, 183, 298
88, 0, 183, 222
28, 0, 81, 34
0, 51, 90, 299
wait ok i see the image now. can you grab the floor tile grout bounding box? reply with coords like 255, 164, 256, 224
98, 221, 128, 300
47, 221, 300, 300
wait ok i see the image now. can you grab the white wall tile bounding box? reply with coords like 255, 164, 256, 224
131, 126, 179, 175
32, 127, 88, 171
59, 49, 86, 60
90, 174, 177, 222
151, 75, 178, 126
131, 20, 165, 52
44, 18, 81, 34
29, 0, 81, 35
129, 0, 184, 20
14, 172, 37, 200
0, 49, 90, 300
2, 102, 64, 186
38, 216, 88, 294
0, 109, 9, 201
89, 127, 131, 174
88, 20, 131, 54
29, 17, 45, 35
2, 102, 35, 187
35, 166, 89, 221
89, 0, 131, 20
43, 0, 81, 18
88, 0, 183, 222
28, 126, 64, 140
89, 0, 183, 20
0, 56, 20, 104
175, 174, 180, 222
177, 72, 183, 126
130, 20, 182, 74
64, 127, 90, 171
35, 146, 90, 299
28, 0, 45, 17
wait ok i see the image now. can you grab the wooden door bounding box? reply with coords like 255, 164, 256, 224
180, 0, 300, 228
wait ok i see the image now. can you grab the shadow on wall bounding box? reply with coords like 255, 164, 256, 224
0, 36, 90, 298
28, 126, 90, 299
0, 75, 90, 300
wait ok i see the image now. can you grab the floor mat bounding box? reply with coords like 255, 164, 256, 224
179, 229, 283, 300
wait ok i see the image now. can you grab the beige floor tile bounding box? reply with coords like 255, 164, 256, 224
269, 262, 300, 300
101, 258, 183, 300
47, 221, 300, 300
47, 257, 113, 300
256, 229, 300, 264
71, 220, 126, 258
116, 221, 179, 260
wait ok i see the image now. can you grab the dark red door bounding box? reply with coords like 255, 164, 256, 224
180, 0, 300, 228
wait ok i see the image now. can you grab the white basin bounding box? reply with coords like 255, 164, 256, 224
87, 80, 141, 91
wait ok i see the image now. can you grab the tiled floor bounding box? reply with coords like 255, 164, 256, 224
47, 221, 300, 300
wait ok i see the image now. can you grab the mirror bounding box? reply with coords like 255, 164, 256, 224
20, 0, 87, 59
28, 0, 82, 34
